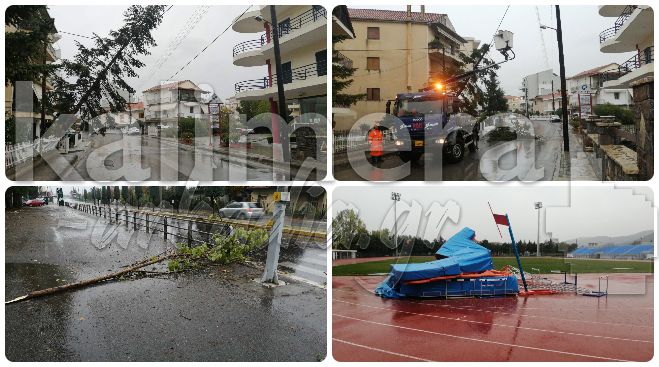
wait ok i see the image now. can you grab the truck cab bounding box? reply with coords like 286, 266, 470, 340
385, 91, 477, 163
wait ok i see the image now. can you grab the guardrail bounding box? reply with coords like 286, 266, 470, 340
333, 129, 394, 153
232, 38, 266, 57
71, 203, 326, 242
266, 6, 326, 40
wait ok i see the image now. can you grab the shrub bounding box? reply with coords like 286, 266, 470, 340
593, 103, 635, 125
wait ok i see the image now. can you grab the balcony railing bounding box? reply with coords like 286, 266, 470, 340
232, 7, 326, 59
233, 38, 266, 57
234, 62, 326, 93
266, 6, 327, 41
599, 5, 638, 43
600, 46, 654, 83
333, 51, 353, 69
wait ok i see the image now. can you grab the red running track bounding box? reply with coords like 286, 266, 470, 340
333, 274, 654, 362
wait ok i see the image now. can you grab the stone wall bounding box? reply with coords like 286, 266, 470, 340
632, 77, 654, 180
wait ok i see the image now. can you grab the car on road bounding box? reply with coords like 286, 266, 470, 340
550, 115, 561, 123
23, 198, 46, 207
218, 202, 264, 220
127, 127, 141, 135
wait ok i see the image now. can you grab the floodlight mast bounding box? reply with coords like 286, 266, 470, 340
391, 192, 401, 257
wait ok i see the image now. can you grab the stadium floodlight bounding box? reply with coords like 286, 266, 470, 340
392, 192, 401, 256
534, 202, 543, 257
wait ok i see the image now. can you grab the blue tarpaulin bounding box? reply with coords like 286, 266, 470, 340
375, 227, 518, 299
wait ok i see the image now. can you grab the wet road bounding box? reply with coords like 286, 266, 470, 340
5, 205, 326, 361
35, 131, 278, 181
333, 119, 563, 181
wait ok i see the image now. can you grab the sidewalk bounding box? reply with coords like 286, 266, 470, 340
556, 127, 599, 181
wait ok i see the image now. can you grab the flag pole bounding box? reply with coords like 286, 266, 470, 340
506, 214, 528, 292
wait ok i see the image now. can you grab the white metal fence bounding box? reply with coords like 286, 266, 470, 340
5, 137, 61, 169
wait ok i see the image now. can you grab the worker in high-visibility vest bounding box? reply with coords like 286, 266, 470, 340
367, 121, 384, 167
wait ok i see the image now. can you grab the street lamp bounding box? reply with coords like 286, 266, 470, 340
391, 192, 401, 257
540, 6, 570, 153
534, 202, 543, 257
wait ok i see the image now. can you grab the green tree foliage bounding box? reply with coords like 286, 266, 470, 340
5, 5, 57, 86
50, 5, 166, 121
483, 71, 508, 115
236, 100, 270, 121
332, 209, 368, 249
593, 103, 635, 125
332, 36, 365, 107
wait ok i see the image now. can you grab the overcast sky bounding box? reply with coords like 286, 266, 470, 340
49, 5, 267, 102
333, 186, 654, 243
362, 5, 637, 95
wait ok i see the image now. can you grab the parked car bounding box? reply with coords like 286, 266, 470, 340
218, 202, 264, 220
550, 115, 561, 123
127, 127, 140, 135
23, 198, 46, 207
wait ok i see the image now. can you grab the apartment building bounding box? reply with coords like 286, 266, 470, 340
333, 6, 476, 129
231, 5, 328, 121
567, 63, 633, 110
142, 80, 209, 126
504, 95, 525, 113
598, 5, 653, 179
521, 69, 561, 102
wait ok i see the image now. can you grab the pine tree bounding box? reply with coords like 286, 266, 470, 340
332, 36, 365, 108
50, 5, 166, 122
483, 70, 509, 115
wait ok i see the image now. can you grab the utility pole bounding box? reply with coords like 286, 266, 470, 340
555, 5, 570, 152
269, 6, 291, 167
391, 192, 401, 257
39, 39, 48, 155
551, 79, 556, 112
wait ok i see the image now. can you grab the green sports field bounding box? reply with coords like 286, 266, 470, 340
332, 256, 653, 276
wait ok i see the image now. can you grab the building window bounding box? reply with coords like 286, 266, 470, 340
278, 18, 291, 37
189, 106, 194, 113
367, 88, 380, 101
614, 92, 620, 100
282, 61, 293, 84
366, 57, 380, 71
367, 27, 380, 40
315, 50, 327, 76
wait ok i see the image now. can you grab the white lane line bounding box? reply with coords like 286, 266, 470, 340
333, 338, 433, 362
333, 314, 632, 362
334, 299, 652, 343
332, 287, 653, 329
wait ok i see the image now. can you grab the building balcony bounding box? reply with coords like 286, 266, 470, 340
234, 62, 327, 101
599, 6, 653, 53
603, 46, 654, 88
232, 6, 327, 67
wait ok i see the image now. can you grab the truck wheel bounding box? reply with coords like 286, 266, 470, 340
447, 143, 464, 163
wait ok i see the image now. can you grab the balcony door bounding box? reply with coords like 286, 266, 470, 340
281, 62, 293, 84
315, 50, 327, 76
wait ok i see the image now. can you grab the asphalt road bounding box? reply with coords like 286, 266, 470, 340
333, 119, 563, 181
5, 205, 326, 362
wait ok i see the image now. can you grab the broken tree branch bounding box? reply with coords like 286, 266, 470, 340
6, 252, 179, 305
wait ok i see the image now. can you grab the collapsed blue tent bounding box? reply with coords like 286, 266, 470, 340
375, 227, 519, 299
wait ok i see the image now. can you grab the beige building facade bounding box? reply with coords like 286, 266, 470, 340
333, 6, 475, 130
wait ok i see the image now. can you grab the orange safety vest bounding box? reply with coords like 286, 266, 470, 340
367, 128, 383, 157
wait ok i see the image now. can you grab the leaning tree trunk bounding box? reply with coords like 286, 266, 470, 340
6, 252, 178, 305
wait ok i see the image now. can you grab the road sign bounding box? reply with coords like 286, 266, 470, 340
273, 191, 290, 202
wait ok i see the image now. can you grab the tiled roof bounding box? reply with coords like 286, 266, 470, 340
127, 102, 144, 110
143, 80, 202, 92
348, 8, 446, 24
569, 63, 619, 79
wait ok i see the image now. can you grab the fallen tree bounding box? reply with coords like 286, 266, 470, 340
6, 251, 179, 305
